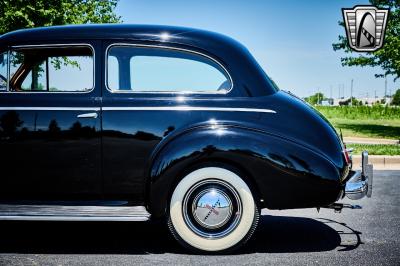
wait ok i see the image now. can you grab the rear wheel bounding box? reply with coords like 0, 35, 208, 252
168, 167, 259, 253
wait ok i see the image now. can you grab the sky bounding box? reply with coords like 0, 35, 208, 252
115, 0, 399, 98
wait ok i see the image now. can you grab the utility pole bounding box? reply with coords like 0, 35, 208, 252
342, 84, 345, 99
384, 77, 387, 104
350, 79, 353, 106
34, 113, 37, 132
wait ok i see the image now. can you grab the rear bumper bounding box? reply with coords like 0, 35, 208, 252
345, 151, 373, 200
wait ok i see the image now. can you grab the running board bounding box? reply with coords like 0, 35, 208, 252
0, 204, 151, 221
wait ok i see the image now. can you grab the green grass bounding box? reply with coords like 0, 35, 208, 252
314, 106, 400, 140
311, 106, 400, 155
347, 143, 400, 155
316, 105, 400, 120
329, 118, 400, 139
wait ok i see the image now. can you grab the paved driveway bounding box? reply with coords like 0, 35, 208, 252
0, 171, 399, 265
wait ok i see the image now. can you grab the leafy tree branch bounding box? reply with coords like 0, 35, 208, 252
0, 0, 121, 90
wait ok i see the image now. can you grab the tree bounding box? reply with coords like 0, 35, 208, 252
392, 89, 400, 105
304, 92, 325, 105
332, 0, 400, 81
0, 0, 121, 35
0, 0, 121, 90
351, 97, 363, 106
0, 111, 23, 137
339, 98, 351, 106
48, 119, 61, 136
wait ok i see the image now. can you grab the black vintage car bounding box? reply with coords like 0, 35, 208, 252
0, 25, 373, 252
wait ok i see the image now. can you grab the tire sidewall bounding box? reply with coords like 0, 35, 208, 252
169, 167, 255, 252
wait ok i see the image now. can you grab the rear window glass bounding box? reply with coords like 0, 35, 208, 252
107, 46, 231, 93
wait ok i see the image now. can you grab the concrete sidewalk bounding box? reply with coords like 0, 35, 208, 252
344, 137, 399, 145
352, 155, 400, 170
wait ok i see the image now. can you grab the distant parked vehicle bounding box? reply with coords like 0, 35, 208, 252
0, 25, 373, 253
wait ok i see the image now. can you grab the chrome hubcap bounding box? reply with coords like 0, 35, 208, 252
192, 188, 233, 229
182, 179, 242, 239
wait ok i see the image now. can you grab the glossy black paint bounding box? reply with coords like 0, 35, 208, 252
0, 25, 348, 215
0, 39, 102, 201
145, 92, 347, 216
0, 95, 102, 200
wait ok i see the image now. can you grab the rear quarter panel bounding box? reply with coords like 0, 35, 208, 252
149, 125, 343, 217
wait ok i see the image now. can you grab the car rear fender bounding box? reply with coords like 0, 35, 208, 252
147, 125, 341, 217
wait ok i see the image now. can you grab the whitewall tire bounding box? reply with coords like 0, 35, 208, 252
168, 167, 259, 252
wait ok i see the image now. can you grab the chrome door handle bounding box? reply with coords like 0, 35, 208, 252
77, 112, 98, 119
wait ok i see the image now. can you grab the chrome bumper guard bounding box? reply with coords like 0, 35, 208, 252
345, 151, 373, 200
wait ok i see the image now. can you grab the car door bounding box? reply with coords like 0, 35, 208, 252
0, 42, 102, 201
101, 42, 234, 204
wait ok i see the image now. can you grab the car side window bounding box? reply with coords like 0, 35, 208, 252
0, 51, 7, 91
8, 46, 93, 92
107, 45, 232, 93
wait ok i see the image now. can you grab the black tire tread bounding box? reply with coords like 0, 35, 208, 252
167, 203, 260, 254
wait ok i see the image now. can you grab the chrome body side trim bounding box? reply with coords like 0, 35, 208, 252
0, 107, 100, 111
105, 43, 234, 94
77, 112, 98, 119
0, 106, 276, 113
102, 106, 276, 113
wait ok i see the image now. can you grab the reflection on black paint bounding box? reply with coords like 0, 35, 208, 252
0, 111, 23, 138
0, 111, 99, 141
48, 119, 61, 138
268, 153, 295, 169
203, 144, 217, 155
102, 130, 161, 141
133, 131, 161, 141
0, 109, 101, 201
163, 126, 175, 137
69, 121, 96, 139
288, 154, 312, 173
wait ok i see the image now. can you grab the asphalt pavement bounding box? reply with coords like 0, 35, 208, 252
0, 170, 399, 265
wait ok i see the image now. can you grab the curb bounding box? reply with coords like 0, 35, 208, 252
352, 155, 400, 170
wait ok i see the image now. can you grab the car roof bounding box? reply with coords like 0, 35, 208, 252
0, 24, 241, 50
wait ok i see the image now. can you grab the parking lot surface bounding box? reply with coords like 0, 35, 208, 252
0, 170, 399, 265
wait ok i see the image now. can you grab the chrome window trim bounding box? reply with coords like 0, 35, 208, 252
0, 50, 10, 92
105, 43, 234, 95
2, 43, 95, 94
7, 50, 10, 91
